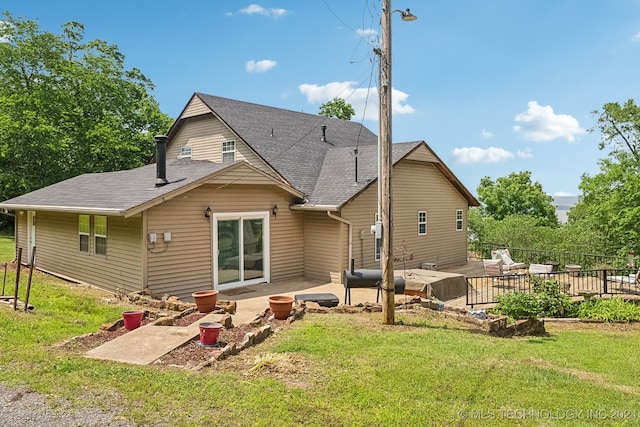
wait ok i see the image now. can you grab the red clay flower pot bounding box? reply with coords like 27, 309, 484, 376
268, 295, 295, 320
122, 310, 145, 331
199, 322, 223, 346
192, 289, 219, 313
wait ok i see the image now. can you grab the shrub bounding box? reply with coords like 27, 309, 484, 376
494, 277, 576, 319
575, 298, 640, 322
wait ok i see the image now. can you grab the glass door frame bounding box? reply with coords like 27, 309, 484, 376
212, 211, 270, 290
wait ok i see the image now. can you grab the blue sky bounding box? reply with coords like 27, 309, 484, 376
5, 1, 640, 197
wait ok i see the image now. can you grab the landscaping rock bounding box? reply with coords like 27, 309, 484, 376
305, 301, 329, 313
153, 317, 174, 326
100, 319, 123, 332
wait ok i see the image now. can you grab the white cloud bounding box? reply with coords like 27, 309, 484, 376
481, 129, 493, 138
554, 191, 574, 197
632, 32, 640, 42
357, 28, 378, 43
451, 147, 514, 164
517, 148, 533, 159
513, 101, 585, 142
246, 59, 277, 73
240, 4, 288, 17
299, 81, 415, 121
357, 28, 377, 38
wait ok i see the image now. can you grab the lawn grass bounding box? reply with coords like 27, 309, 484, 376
0, 235, 15, 263
1, 272, 639, 426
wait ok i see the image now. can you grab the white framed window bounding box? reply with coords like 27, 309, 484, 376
79, 214, 90, 253
222, 140, 236, 162
418, 211, 427, 235
180, 146, 192, 159
374, 213, 381, 261
94, 215, 107, 257
456, 209, 463, 231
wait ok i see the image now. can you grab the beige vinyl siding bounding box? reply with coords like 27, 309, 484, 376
406, 146, 438, 162
146, 184, 303, 300
303, 211, 342, 282
181, 96, 210, 118
392, 160, 468, 268
33, 212, 143, 294
167, 115, 274, 176
342, 158, 469, 271
341, 183, 379, 270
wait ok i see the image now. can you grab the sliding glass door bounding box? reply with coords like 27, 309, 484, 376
214, 212, 269, 290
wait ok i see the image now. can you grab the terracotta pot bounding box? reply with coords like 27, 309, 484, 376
192, 290, 219, 313
122, 310, 145, 331
268, 295, 295, 320
199, 322, 223, 346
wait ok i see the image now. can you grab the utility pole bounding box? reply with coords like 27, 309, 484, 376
379, 2, 416, 325
380, 0, 394, 325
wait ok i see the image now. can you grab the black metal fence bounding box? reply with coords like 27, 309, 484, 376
466, 268, 640, 307
468, 241, 630, 270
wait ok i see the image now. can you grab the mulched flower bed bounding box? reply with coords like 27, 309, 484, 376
58, 309, 289, 368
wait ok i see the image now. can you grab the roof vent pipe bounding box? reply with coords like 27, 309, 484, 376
321, 125, 327, 142
154, 135, 169, 187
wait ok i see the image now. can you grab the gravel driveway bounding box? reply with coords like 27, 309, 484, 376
0, 383, 134, 427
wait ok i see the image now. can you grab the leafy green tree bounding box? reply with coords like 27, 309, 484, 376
571, 151, 640, 256
476, 171, 558, 227
568, 99, 640, 257
318, 97, 355, 120
592, 99, 640, 157
0, 12, 172, 206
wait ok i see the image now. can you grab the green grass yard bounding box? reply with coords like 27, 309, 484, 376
0, 235, 15, 263
0, 237, 639, 426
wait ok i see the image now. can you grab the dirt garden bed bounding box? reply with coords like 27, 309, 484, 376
57, 308, 290, 369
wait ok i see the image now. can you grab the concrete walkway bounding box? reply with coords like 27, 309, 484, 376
85, 279, 381, 365
85, 267, 474, 365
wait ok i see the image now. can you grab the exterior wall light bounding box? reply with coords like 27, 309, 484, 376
205, 207, 212, 218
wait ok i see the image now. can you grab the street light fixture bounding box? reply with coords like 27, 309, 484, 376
378, 1, 416, 325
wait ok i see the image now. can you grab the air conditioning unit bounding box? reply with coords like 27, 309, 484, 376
422, 262, 437, 271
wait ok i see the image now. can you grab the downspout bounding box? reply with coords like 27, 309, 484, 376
327, 211, 352, 271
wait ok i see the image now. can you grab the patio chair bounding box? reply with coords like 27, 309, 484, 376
528, 263, 553, 276
491, 249, 526, 271
606, 269, 640, 286
483, 259, 505, 276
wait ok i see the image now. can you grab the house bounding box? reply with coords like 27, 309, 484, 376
0, 93, 479, 300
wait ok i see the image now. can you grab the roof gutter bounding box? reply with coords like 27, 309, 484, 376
289, 204, 340, 212
0, 205, 126, 216
326, 211, 352, 267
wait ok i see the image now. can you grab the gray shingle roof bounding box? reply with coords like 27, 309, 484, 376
0, 159, 236, 216
309, 142, 421, 207
194, 93, 378, 197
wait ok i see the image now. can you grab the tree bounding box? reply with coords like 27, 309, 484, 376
568, 99, 640, 257
591, 99, 640, 158
318, 97, 355, 120
0, 12, 172, 207
476, 171, 558, 227
571, 151, 640, 256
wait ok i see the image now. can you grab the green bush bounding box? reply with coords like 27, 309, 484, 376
494, 277, 575, 319
494, 291, 542, 319
575, 297, 640, 322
